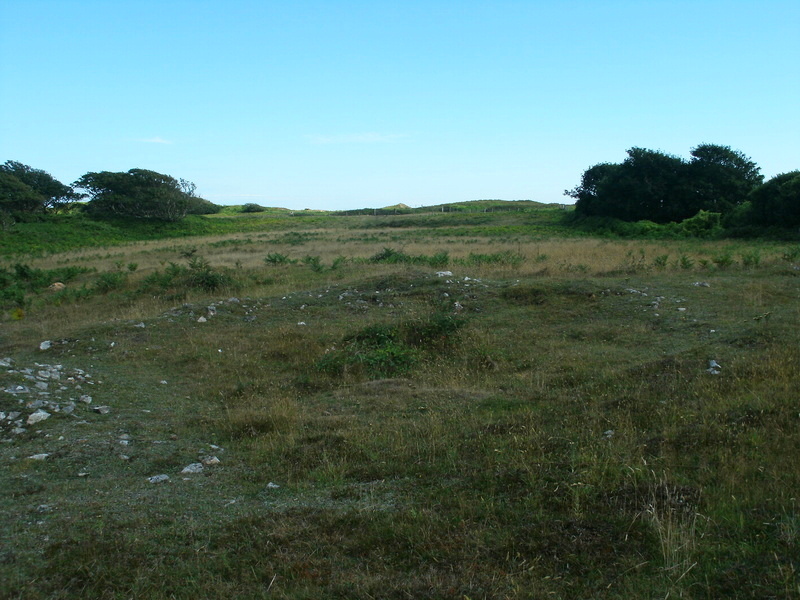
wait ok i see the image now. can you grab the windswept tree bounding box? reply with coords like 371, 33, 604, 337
74, 169, 196, 221
0, 172, 43, 213
0, 160, 80, 213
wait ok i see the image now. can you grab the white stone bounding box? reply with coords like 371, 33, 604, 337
79, 395, 92, 404
148, 474, 170, 484
28, 453, 50, 460
202, 456, 220, 466
181, 463, 204, 474
39, 341, 52, 351
197, 316, 207, 323
436, 271, 453, 277
27, 410, 50, 425
266, 482, 280, 489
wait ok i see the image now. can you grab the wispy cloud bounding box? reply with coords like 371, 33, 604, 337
136, 136, 173, 144
306, 132, 408, 145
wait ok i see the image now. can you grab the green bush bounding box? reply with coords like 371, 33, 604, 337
302, 255, 324, 272
264, 252, 295, 265
711, 253, 735, 269
740, 249, 761, 268
94, 271, 128, 293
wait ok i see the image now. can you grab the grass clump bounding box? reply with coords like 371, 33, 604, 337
318, 312, 465, 379
457, 250, 524, 267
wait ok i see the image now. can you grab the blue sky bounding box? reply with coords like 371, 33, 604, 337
1, 1, 798, 210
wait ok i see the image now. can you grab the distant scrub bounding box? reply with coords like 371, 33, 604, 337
367, 247, 449, 268
139, 256, 238, 299
0, 263, 92, 308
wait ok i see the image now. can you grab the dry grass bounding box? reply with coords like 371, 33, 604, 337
1, 215, 798, 599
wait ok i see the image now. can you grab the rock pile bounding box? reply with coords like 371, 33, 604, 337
1, 357, 102, 441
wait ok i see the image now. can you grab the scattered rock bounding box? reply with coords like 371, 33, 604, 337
39, 341, 52, 351
436, 271, 453, 277
27, 410, 50, 425
182, 463, 204, 474
266, 482, 280, 489
27, 453, 50, 460
707, 359, 722, 375
197, 316, 207, 323
201, 456, 220, 466
48, 282, 66, 292
92, 406, 111, 415
148, 474, 170, 484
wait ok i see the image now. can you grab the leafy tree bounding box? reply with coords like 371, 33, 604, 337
74, 169, 195, 221
689, 144, 762, 213
0, 172, 43, 213
0, 161, 80, 212
568, 144, 766, 225
749, 171, 800, 228
565, 163, 621, 217
568, 148, 693, 223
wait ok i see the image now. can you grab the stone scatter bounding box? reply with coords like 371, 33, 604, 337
1, 358, 103, 442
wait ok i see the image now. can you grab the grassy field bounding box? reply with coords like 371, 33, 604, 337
1, 207, 798, 599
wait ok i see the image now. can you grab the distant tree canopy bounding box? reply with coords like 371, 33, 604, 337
74, 169, 199, 221
0, 160, 80, 214
566, 144, 764, 224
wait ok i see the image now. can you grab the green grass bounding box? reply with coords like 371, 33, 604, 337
0, 212, 798, 599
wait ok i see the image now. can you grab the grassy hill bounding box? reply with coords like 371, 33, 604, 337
0, 208, 798, 598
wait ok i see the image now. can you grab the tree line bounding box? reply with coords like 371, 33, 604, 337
0, 161, 220, 223
566, 144, 799, 230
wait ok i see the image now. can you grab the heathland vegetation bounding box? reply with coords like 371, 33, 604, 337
0, 153, 798, 598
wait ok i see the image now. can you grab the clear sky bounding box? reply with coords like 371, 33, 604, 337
1, 0, 798, 210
